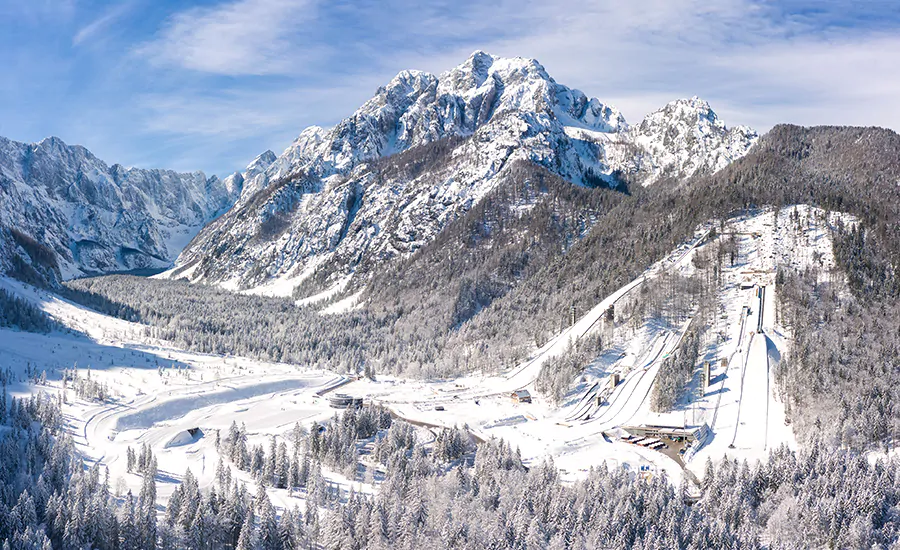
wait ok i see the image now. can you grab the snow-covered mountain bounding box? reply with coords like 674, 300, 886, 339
231, 51, 628, 200
171, 51, 757, 293
604, 96, 759, 184
0, 135, 241, 284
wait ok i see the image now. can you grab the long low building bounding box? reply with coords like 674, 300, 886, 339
621, 424, 710, 444
328, 394, 364, 409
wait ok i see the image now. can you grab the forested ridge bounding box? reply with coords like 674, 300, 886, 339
63, 125, 900, 382
441, 124, 900, 375
775, 219, 900, 449
0, 287, 60, 333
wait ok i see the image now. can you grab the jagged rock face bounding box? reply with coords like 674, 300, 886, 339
604, 97, 759, 185
239, 51, 628, 200
0, 135, 241, 283
173, 51, 757, 293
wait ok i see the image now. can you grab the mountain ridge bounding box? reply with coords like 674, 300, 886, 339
0, 134, 241, 286
171, 51, 757, 294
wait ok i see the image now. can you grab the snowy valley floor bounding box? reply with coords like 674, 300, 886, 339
0, 205, 847, 512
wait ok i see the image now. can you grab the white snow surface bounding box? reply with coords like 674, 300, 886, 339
319, 288, 364, 315
617, 97, 759, 186
0, 276, 351, 510
295, 275, 351, 306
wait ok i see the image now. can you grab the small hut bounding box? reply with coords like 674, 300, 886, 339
511, 389, 532, 403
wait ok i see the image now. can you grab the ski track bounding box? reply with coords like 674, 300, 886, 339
582, 333, 668, 425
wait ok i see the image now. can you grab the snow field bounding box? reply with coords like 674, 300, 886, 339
0, 276, 375, 512
349, 207, 834, 486
336, 227, 716, 485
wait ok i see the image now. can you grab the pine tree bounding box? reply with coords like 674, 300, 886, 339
275, 441, 289, 489
258, 499, 279, 550
178, 468, 200, 532
235, 511, 255, 550
278, 506, 298, 550
138, 457, 158, 549
0, 381, 7, 425
118, 491, 139, 550
266, 436, 277, 486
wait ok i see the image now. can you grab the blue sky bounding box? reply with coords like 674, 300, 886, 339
1, 0, 899, 176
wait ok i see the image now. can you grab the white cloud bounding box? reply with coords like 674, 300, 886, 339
412, 0, 900, 131
0, 0, 76, 22
137, 0, 318, 75
140, 91, 300, 136
125, 0, 900, 174
136, 74, 383, 139
712, 34, 900, 131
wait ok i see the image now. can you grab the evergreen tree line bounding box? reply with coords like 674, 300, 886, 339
218, 405, 392, 485
775, 221, 900, 449
650, 327, 702, 414
0, 287, 58, 333
696, 444, 900, 549
160, 466, 311, 550
5, 379, 900, 548
154, 407, 474, 549
3, 364, 49, 390
62, 367, 110, 403
0, 385, 162, 550
307, 438, 900, 549
154, 390, 900, 549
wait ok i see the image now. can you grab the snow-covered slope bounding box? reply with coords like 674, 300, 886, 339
0, 135, 241, 283
171, 51, 756, 293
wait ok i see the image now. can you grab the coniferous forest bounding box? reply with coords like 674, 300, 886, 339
3, 383, 900, 549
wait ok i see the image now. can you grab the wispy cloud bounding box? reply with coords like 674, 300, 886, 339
0, 0, 76, 23
120, 0, 900, 174
2, 0, 899, 176
73, 2, 137, 46
130, 75, 386, 170
429, 0, 900, 131
137, 0, 319, 75
709, 33, 900, 130
137, 85, 372, 138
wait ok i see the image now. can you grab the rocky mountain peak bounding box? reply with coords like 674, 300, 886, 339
442, 50, 552, 92
248, 150, 277, 171
604, 96, 759, 185
171, 52, 757, 291
641, 96, 721, 131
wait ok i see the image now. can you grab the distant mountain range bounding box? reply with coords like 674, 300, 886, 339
0, 135, 240, 286
0, 51, 759, 291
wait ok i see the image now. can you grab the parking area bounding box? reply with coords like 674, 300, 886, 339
615, 424, 710, 467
